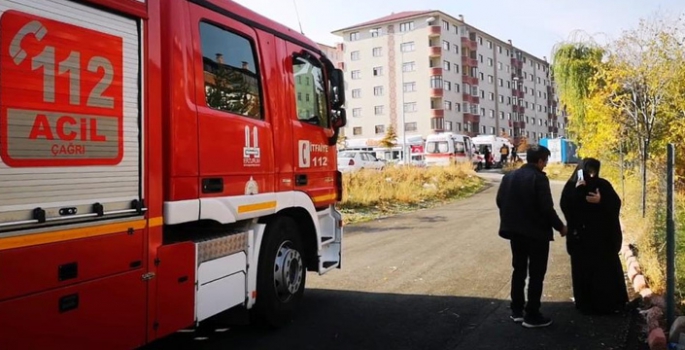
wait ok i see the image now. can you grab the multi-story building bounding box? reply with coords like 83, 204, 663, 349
332, 11, 565, 152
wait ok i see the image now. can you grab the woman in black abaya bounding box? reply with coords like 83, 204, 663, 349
560, 158, 629, 314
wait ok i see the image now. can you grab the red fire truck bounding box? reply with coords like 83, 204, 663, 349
0, 0, 347, 349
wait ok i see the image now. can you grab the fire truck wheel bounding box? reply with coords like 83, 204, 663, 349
253, 216, 306, 328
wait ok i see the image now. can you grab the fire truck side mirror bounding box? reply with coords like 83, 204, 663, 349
330, 68, 345, 109
331, 108, 346, 129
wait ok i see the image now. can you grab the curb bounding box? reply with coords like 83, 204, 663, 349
620, 241, 668, 350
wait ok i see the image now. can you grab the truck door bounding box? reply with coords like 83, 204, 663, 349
283, 43, 337, 208
189, 8, 275, 200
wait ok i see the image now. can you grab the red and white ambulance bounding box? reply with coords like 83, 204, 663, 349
0, 0, 347, 348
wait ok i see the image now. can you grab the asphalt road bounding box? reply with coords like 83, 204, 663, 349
146, 172, 636, 350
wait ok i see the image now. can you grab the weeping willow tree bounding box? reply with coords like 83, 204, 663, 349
551, 35, 605, 141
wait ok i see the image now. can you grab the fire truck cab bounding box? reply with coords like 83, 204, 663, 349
0, 0, 347, 349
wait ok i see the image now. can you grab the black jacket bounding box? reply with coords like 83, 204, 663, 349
496, 164, 565, 241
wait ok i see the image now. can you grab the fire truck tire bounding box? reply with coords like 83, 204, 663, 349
253, 215, 306, 328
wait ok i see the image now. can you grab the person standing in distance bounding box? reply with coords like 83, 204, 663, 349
496, 144, 568, 328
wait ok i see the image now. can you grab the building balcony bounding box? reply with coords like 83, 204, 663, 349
428, 25, 442, 36
548, 112, 556, 119
429, 46, 442, 57
462, 93, 480, 104
430, 88, 444, 97
513, 121, 526, 129
547, 85, 555, 95
512, 89, 524, 98
430, 67, 443, 75
464, 113, 480, 124
512, 105, 525, 114
431, 108, 444, 117
461, 36, 477, 50
548, 126, 559, 134
461, 55, 478, 67
462, 75, 479, 85
511, 57, 523, 69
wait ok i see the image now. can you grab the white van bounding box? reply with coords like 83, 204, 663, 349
471, 135, 514, 167
424, 133, 478, 168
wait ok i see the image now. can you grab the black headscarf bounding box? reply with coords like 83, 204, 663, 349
566, 158, 601, 183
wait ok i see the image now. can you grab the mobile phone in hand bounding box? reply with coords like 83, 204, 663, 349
577, 169, 584, 182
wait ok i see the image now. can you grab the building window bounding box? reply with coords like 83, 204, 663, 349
445, 121, 453, 131
480, 90, 485, 98
375, 125, 385, 134
399, 21, 414, 32
373, 86, 383, 96
499, 94, 504, 103
350, 32, 360, 41
403, 82, 416, 92
487, 40, 492, 49
403, 61, 416, 72
443, 60, 451, 70
489, 109, 495, 118
430, 75, 443, 88
499, 111, 505, 119
443, 40, 450, 50
405, 122, 417, 131
404, 102, 417, 113
371, 27, 382, 37
444, 100, 452, 110
444, 81, 451, 91
454, 63, 459, 73
351, 70, 361, 79
373, 47, 382, 57
490, 126, 495, 134
373, 66, 383, 76
487, 58, 493, 66
352, 89, 361, 98
353, 126, 362, 135
498, 62, 502, 70
489, 92, 494, 100
400, 42, 415, 52
352, 108, 361, 117
200, 21, 262, 120
442, 20, 450, 30
374, 105, 384, 115
431, 117, 444, 130
488, 75, 493, 83
351, 51, 360, 60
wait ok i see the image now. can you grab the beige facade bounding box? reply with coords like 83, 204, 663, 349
332, 11, 566, 147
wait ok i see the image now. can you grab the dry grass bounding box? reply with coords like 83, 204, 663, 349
338, 163, 485, 224
501, 161, 576, 181
601, 165, 685, 311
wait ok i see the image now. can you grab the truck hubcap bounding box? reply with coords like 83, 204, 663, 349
273, 241, 303, 302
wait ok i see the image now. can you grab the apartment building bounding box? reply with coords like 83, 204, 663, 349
331, 11, 566, 149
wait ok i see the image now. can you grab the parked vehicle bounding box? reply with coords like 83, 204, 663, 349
471, 135, 514, 168
424, 132, 477, 168
337, 150, 385, 172
0, 1, 346, 349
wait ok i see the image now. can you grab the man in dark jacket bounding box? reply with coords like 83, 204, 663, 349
496, 144, 567, 328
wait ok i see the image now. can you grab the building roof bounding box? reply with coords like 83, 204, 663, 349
332, 10, 434, 34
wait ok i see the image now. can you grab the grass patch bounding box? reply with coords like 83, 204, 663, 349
501, 161, 576, 181
601, 165, 685, 312
338, 163, 485, 225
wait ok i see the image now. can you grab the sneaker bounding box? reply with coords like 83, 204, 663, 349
522, 313, 553, 328
510, 311, 524, 323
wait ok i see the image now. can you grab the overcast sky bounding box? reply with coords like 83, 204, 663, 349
233, 0, 685, 59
